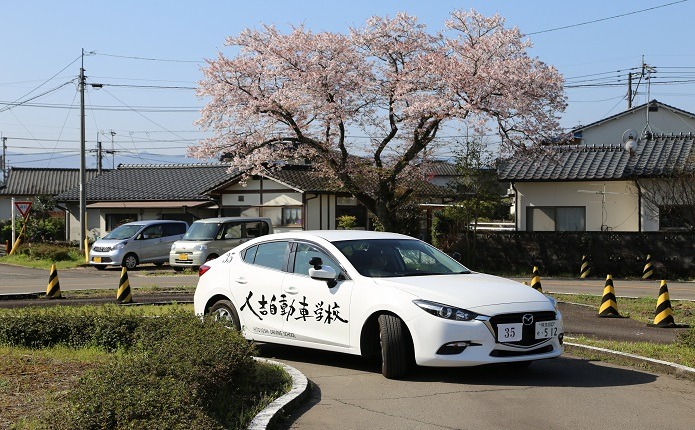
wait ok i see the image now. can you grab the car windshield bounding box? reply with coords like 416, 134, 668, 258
333, 238, 470, 278
181, 222, 220, 240
102, 224, 142, 240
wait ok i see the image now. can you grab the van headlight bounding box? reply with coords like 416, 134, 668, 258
113, 241, 127, 250
193, 244, 208, 251
413, 300, 480, 321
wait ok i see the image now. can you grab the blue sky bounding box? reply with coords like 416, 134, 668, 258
1, 0, 693, 169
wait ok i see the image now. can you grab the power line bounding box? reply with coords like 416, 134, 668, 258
525, 0, 688, 35
96, 52, 202, 63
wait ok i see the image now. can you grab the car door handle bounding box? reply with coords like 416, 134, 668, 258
283, 286, 299, 295
234, 277, 247, 284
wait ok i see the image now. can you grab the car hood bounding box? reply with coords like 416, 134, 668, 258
372, 273, 554, 314
172, 240, 210, 251
92, 239, 127, 247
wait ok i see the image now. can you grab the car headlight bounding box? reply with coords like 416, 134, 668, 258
171, 243, 177, 251
193, 244, 208, 251
112, 241, 127, 250
413, 299, 480, 321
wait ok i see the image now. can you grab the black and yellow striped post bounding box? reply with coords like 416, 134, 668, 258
530, 266, 542, 292
580, 255, 591, 278
45, 264, 62, 299
598, 274, 623, 318
648, 280, 690, 328
116, 267, 133, 304
642, 254, 654, 279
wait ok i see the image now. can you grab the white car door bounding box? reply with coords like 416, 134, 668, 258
232, 240, 290, 340
281, 241, 353, 348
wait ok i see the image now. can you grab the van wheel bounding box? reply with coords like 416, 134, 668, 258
205, 254, 219, 262
122, 253, 138, 270
94, 265, 106, 271
209, 300, 241, 331
172, 266, 184, 272
378, 314, 413, 379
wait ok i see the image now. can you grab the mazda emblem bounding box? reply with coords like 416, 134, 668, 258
522, 314, 534, 325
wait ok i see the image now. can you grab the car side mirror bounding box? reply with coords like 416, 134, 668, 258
309, 265, 338, 287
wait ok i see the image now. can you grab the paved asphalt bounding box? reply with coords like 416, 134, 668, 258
2, 263, 694, 429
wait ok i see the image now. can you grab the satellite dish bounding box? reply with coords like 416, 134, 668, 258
622, 129, 638, 154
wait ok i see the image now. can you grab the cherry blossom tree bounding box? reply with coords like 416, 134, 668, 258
192, 9, 566, 232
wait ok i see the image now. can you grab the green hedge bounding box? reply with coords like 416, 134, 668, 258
0, 306, 290, 429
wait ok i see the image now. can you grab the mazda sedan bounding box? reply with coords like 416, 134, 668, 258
193, 230, 563, 378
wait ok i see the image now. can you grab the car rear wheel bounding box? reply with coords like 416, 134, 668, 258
94, 265, 106, 270
209, 300, 241, 331
378, 314, 412, 379
122, 253, 138, 270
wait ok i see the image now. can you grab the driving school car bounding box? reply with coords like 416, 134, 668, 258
193, 230, 563, 379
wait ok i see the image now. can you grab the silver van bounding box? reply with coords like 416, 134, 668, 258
89, 220, 188, 270
169, 217, 273, 271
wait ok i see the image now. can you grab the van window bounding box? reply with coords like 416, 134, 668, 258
162, 222, 187, 236
245, 221, 270, 238
141, 225, 163, 239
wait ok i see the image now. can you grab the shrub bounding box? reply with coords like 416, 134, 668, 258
14, 243, 81, 262
46, 313, 263, 430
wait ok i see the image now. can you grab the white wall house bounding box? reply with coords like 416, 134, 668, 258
571, 100, 695, 147
499, 131, 694, 232
57, 163, 452, 243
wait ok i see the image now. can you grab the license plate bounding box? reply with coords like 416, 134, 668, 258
93, 257, 102, 263
497, 323, 523, 342
535, 320, 560, 339
179, 253, 188, 260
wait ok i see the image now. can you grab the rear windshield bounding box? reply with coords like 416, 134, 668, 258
103, 224, 143, 240
181, 222, 220, 240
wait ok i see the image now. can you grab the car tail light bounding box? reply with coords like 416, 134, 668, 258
198, 264, 211, 277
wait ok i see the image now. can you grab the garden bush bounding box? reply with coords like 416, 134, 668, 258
13, 242, 81, 262
0, 306, 289, 429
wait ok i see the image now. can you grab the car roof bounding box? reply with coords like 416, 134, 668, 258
267, 230, 414, 242
122, 219, 187, 226
192, 217, 271, 223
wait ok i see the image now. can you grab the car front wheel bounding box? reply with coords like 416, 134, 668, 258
378, 314, 413, 379
122, 253, 138, 270
209, 300, 241, 331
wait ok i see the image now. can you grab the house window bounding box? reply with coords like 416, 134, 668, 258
659, 205, 695, 230
106, 213, 137, 231
336, 204, 368, 228
527, 207, 585, 231
282, 207, 303, 227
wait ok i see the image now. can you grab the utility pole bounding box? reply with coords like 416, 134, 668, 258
1, 136, 6, 184
97, 140, 103, 174
627, 72, 633, 110
79, 49, 87, 252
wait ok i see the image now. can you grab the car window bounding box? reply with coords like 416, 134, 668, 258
162, 222, 186, 236
248, 241, 289, 271
141, 225, 163, 239
242, 245, 258, 263
221, 223, 241, 240
245, 221, 270, 238
334, 239, 469, 277
291, 242, 341, 277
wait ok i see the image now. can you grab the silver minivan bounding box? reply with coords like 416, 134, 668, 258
89, 220, 188, 270
169, 217, 273, 271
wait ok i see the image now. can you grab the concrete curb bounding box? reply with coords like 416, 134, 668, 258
248, 358, 310, 430
565, 341, 695, 379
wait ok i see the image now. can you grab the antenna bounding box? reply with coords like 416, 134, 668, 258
578, 184, 624, 231
641, 59, 656, 139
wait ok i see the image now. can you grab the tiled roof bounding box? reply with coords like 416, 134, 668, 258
498, 133, 695, 182
56, 163, 238, 202
264, 166, 453, 197
0, 167, 106, 196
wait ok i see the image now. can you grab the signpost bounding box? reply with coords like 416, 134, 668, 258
9, 199, 32, 255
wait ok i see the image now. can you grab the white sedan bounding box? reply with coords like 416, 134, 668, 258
193, 230, 563, 378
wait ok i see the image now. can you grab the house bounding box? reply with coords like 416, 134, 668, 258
0, 167, 106, 220
569, 99, 695, 146
498, 133, 695, 232
56, 162, 453, 242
